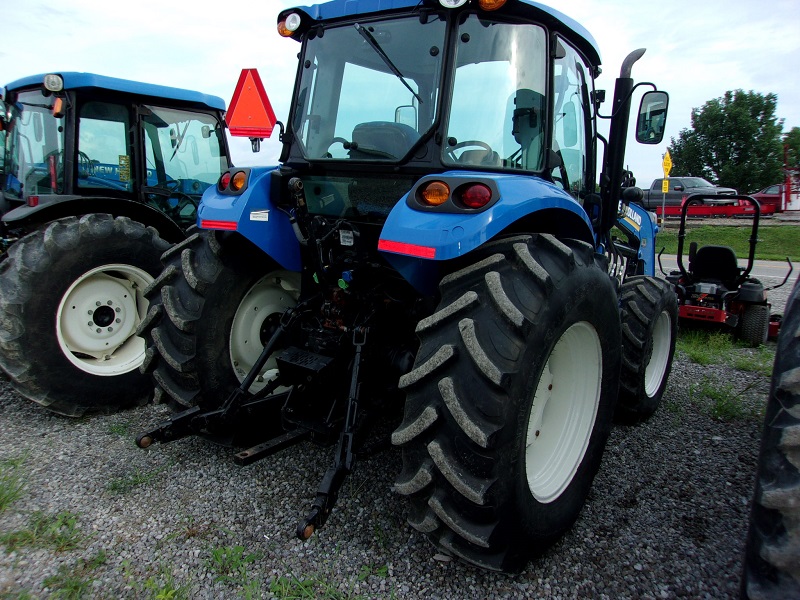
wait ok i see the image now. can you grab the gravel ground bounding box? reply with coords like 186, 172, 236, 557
0, 275, 796, 599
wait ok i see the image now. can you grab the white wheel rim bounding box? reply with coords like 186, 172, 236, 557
525, 321, 602, 504
645, 310, 672, 397
229, 271, 300, 393
56, 264, 153, 376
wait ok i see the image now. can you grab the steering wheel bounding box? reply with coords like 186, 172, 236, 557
325, 137, 350, 158
77, 151, 96, 177
446, 140, 493, 162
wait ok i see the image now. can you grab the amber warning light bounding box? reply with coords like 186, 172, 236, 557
226, 69, 277, 139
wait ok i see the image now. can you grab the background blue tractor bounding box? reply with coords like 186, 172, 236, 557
137, 0, 678, 572
0, 73, 230, 415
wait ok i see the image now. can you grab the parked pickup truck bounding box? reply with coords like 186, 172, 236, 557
639, 177, 737, 209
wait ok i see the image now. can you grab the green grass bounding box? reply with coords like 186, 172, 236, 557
656, 224, 800, 262
206, 545, 260, 586
107, 466, 166, 495
0, 511, 83, 553
42, 551, 107, 600
676, 329, 775, 376
0, 456, 27, 512
269, 574, 363, 600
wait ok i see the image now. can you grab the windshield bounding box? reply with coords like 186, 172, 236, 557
683, 177, 715, 188
292, 15, 446, 161
3, 89, 66, 200
445, 16, 547, 171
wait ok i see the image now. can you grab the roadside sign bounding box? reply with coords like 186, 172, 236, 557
226, 69, 277, 138
662, 150, 672, 177
662, 178, 670, 194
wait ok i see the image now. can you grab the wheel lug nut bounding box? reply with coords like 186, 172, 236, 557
96, 328, 101, 333
115, 307, 121, 313
88, 310, 93, 315
116, 318, 121, 323
96, 301, 101, 306
108, 327, 113, 332
107, 300, 113, 305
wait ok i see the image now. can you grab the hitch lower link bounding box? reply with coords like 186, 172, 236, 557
136, 306, 302, 450
297, 327, 368, 540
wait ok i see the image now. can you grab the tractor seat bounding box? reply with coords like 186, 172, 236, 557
690, 245, 741, 286
349, 122, 420, 160
458, 148, 501, 167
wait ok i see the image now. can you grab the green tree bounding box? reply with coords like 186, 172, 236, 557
785, 127, 800, 172
668, 90, 784, 192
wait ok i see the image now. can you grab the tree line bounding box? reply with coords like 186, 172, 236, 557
668, 90, 800, 193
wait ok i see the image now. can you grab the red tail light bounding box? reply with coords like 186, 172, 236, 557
459, 184, 492, 209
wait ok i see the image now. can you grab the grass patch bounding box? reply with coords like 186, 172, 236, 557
0, 511, 83, 553
0, 456, 27, 512
656, 224, 800, 262
107, 466, 165, 495
677, 328, 775, 376
206, 545, 260, 586
676, 330, 738, 365
270, 573, 362, 600
42, 551, 107, 599
122, 561, 189, 600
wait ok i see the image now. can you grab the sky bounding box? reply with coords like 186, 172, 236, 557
2, 0, 798, 188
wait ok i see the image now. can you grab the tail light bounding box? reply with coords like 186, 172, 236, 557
458, 183, 492, 209
419, 181, 450, 206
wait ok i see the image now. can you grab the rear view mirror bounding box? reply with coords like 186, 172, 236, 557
636, 91, 669, 144
395, 105, 417, 129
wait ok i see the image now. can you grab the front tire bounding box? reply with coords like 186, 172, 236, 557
741, 278, 800, 598
392, 234, 621, 572
740, 304, 770, 347
616, 276, 678, 423
0, 214, 170, 416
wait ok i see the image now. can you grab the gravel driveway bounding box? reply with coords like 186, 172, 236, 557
0, 275, 795, 599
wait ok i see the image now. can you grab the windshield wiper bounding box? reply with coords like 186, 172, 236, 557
354, 23, 423, 105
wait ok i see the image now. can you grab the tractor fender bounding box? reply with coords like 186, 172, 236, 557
379, 172, 594, 293
615, 200, 658, 277
196, 166, 301, 272
2, 196, 186, 242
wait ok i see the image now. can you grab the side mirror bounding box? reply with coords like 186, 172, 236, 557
636, 90, 669, 145
395, 105, 417, 129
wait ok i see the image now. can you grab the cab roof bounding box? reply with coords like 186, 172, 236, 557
2, 72, 226, 111
283, 0, 601, 65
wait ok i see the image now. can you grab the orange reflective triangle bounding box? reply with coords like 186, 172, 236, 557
226, 69, 277, 138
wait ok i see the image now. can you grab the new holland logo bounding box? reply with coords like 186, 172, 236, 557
618, 202, 643, 229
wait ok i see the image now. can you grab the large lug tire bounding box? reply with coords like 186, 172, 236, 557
0, 214, 170, 416
138, 230, 300, 410
740, 303, 770, 347
616, 275, 678, 423
742, 277, 800, 598
392, 234, 621, 573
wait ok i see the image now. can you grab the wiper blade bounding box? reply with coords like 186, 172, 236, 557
354, 23, 423, 105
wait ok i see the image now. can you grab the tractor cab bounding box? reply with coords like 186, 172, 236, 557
0, 73, 230, 239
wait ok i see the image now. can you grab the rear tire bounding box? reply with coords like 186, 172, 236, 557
0, 214, 170, 416
740, 304, 770, 347
392, 234, 621, 572
741, 278, 800, 598
616, 276, 678, 423
138, 230, 300, 410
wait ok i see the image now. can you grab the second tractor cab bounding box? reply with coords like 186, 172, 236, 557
0, 72, 231, 416
663, 194, 793, 345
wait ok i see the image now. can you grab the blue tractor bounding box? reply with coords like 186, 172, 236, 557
137, 0, 678, 572
0, 73, 230, 416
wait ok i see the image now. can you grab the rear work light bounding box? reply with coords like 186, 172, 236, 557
439, 0, 468, 7
278, 12, 302, 36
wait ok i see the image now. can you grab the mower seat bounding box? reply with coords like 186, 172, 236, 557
690, 245, 741, 288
